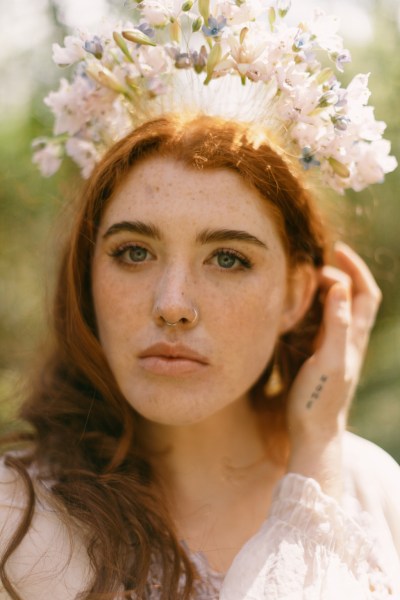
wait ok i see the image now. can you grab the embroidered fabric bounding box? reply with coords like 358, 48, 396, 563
141, 547, 224, 599
1, 434, 400, 599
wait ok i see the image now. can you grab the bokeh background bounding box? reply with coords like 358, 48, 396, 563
1, 0, 399, 460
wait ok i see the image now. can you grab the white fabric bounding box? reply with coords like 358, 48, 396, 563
0, 432, 399, 600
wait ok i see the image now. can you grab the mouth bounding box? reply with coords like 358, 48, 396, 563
138, 342, 209, 376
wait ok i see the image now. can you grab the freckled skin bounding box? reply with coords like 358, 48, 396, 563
92, 157, 297, 426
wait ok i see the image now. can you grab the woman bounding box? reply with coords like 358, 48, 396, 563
2, 1, 400, 598
1, 113, 400, 599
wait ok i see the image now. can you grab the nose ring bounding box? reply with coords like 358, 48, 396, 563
160, 307, 199, 327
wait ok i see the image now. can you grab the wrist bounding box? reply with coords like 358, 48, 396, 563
287, 434, 344, 500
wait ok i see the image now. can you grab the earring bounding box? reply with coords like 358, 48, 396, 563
263, 356, 284, 397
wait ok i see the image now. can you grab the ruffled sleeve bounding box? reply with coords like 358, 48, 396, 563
220, 473, 397, 600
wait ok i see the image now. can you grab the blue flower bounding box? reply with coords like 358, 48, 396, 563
300, 147, 321, 170
84, 36, 103, 59
292, 31, 311, 52
137, 22, 155, 39
332, 49, 351, 73
202, 15, 227, 38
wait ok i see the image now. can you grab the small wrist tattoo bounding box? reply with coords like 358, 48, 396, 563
306, 375, 328, 409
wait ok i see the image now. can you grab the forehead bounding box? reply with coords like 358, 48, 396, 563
100, 156, 282, 242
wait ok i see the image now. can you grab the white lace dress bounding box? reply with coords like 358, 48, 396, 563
1, 433, 400, 600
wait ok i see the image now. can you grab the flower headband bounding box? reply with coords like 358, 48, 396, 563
32, 0, 397, 193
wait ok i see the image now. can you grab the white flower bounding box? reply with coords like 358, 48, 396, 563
134, 45, 172, 78
352, 140, 398, 190
33, 2, 397, 191
32, 142, 63, 177
139, 0, 183, 27
308, 9, 343, 54
52, 35, 86, 66
215, 26, 271, 80
345, 73, 371, 108
65, 138, 102, 178
215, 0, 263, 25
44, 77, 95, 136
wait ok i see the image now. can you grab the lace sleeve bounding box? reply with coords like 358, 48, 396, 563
220, 474, 397, 600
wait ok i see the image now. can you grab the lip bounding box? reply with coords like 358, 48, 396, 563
138, 342, 209, 376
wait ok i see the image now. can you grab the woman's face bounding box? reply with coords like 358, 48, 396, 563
92, 156, 307, 425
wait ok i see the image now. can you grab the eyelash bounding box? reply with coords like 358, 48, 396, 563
108, 243, 253, 270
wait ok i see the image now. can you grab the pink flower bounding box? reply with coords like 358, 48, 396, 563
32, 142, 62, 177
52, 35, 86, 66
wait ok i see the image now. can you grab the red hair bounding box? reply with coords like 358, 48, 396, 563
1, 114, 326, 599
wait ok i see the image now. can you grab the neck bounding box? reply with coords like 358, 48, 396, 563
139, 396, 280, 507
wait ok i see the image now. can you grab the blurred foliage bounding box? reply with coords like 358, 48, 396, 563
0, 1, 399, 460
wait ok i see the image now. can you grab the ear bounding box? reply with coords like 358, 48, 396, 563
279, 263, 318, 334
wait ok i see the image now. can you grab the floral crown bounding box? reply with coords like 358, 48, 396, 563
33, 0, 397, 193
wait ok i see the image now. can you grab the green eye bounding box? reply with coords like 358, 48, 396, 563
127, 246, 148, 262
109, 243, 151, 265
212, 249, 252, 270
217, 251, 239, 269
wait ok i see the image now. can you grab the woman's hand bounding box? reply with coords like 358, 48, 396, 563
286, 242, 382, 498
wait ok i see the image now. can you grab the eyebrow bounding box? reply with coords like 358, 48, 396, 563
103, 220, 268, 250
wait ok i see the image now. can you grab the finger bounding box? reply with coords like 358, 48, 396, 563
317, 282, 351, 367
333, 242, 382, 301
333, 242, 381, 332
319, 265, 353, 292
318, 266, 353, 307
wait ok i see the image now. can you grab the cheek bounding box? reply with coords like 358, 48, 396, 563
208, 275, 287, 378
92, 263, 148, 351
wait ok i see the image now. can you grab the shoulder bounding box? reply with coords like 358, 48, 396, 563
343, 432, 400, 557
343, 431, 400, 494
0, 455, 91, 600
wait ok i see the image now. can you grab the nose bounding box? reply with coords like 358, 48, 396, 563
152, 264, 199, 329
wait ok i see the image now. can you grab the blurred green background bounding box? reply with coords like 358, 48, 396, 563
0, 0, 399, 460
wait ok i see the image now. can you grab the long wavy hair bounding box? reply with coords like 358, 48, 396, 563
1, 114, 327, 599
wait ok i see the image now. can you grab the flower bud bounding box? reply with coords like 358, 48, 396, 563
277, 0, 291, 18
318, 91, 339, 108
240, 27, 249, 45
192, 16, 203, 32
86, 63, 127, 94
113, 32, 134, 62
181, 0, 193, 11
316, 67, 334, 85
204, 42, 222, 85
122, 29, 157, 47
268, 7, 276, 30
198, 0, 210, 22
170, 20, 181, 43
328, 157, 350, 178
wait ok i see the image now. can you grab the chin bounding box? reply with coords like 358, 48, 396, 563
124, 390, 231, 428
